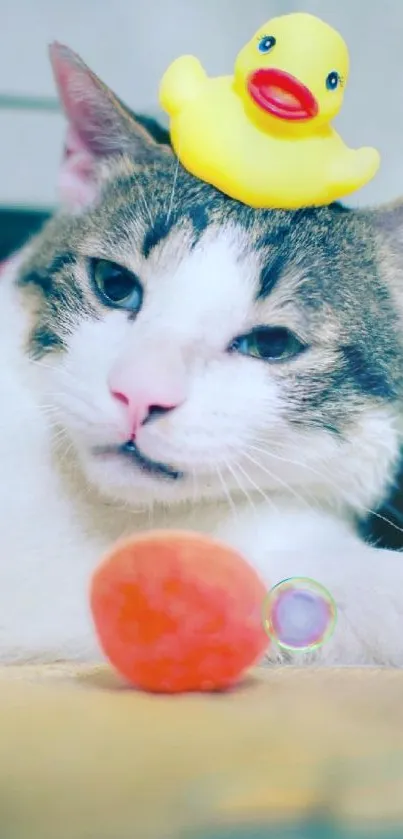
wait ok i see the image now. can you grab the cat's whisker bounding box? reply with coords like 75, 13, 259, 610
232, 461, 278, 514
46, 391, 109, 425
38, 405, 61, 418
47, 379, 95, 397
224, 458, 257, 514
48, 422, 66, 437
249, 439, 354, 494
29, 359, 56, 372
241, 448, 315, 512
29, 360, 76, 382
29, 361, 98, 402
215, 465, 238, 519
249, 441, 403, 538
56, 438, 75, 467
49, 431, 68, 452
37, 410, 66, 438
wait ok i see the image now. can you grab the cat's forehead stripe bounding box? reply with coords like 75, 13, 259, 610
257, 246, 290, 300
142, 206, 210, 259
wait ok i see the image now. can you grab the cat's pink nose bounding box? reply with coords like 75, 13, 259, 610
111, 388, 180, 435
108, 352, 186, 437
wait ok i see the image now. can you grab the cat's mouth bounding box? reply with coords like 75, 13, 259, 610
93, 440, 184, 481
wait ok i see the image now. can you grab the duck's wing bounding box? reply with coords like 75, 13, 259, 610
328, 146, 380, 197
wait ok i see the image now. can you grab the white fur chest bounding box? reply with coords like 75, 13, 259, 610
0, 349, 102, 660
0, 269, 124, 659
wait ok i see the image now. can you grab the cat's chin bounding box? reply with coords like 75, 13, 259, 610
75, 445, 215, 508
77, 448, 185, 505
54, 425, 234, 508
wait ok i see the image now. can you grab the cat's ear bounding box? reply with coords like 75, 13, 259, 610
49, 42, 171, 211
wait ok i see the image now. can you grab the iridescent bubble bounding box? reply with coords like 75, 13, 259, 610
262, 577, 337, 651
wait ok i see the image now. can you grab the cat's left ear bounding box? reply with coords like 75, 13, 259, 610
49, 42, 171, 211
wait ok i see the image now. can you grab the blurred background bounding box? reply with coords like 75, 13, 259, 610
0, 0, 402, 243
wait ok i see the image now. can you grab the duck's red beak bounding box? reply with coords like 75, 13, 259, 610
247, 68, 318, 121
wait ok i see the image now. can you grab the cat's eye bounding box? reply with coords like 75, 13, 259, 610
91, 259, 143, 312
229, 326, 306, 362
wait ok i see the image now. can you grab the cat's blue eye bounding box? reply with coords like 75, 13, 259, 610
91, 259, 143, 313
258, 35, 276, 54
228, 326, 305, 362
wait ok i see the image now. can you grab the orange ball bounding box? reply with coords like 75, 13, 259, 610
90, 530, 269, 693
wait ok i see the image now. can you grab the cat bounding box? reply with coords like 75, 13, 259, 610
1, 42, 403, 665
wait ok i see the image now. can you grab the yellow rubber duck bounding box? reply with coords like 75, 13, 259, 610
159, 13, 380, 209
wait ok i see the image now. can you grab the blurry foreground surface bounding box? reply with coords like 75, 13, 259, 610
0, 664, 402, 839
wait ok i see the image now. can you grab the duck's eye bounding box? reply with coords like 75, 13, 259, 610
326, 71, 340, 91
228, 326, 306, 362
258, 35, 276, 54
91, 259, 143, 312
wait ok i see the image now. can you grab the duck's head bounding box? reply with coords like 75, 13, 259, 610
234, 13, 349, 130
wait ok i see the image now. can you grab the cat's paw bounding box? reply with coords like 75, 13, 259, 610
261, 641, 324, 667
215, 506, 403, 666
260, 545, 403, 667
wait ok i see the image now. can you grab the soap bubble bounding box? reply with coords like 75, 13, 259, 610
262, 577, 337, 652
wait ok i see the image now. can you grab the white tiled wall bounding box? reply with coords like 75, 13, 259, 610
1, 0, 402, 208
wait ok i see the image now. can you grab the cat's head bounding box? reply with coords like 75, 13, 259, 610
16, 44, 403, 513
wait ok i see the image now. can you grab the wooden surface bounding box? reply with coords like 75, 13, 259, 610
0, 665, 402, 838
